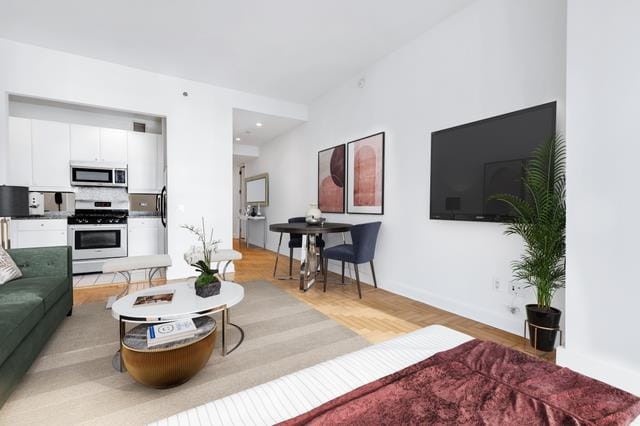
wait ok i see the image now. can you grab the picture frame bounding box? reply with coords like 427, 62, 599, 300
317, 144, 346, 213
346, 132, 385, 215
245, 173, 269, 206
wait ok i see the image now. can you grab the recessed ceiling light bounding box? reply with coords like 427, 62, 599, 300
256, 122, 263, 127
235, 137, 241, 141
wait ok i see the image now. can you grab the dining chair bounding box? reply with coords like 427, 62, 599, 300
272, 217, 325, 278
323, 222, 381, 299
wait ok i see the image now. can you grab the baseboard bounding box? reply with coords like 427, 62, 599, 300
556, 347, 640, 396
380, 278, 524, 335
323, 259, 523, 335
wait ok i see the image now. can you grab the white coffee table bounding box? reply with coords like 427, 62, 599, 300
111, 280, 245, 372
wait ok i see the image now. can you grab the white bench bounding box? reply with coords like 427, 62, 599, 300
184, 249, 242, 280
103, 254, 172, 308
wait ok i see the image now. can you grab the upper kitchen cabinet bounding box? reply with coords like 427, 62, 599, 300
31, 119, 71, 189
99, 128, 128, 162
70, 125, 127, 162
127, 131, 163, 193
70, 124, 100, 161
7, 117, 33, 187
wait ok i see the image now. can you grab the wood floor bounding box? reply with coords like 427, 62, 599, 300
74, 238, 553, 361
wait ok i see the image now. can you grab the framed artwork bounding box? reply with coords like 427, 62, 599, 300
317, 144, 346, 213
347, 132, 385, 215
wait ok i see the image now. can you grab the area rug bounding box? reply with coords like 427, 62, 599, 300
0, 281, 369, 425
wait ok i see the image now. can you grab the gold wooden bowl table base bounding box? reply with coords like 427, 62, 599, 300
121, 316, 216, 388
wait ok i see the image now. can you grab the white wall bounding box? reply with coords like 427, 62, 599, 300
557, 0, 640, 395
246, 0, 567, 335
0, 38, 307, 279
9, 96, 163, 134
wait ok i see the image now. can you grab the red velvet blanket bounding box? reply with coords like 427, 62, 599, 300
280, 340, 640, 425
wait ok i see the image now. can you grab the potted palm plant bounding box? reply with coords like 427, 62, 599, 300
183, 218, 222, 298
492, 135, 566, 352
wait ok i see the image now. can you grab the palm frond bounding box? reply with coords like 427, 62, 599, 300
491, 134, 566, 310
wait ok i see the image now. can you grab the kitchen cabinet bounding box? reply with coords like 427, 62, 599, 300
128, 217, 165, 256
70, 124, 100, 161
70, 125, 127, 162
99, 128, 128, 162
7, 117, 33, 187
31, 119, 71, 189
128, 132, 163, 193
9, 219, 67, 249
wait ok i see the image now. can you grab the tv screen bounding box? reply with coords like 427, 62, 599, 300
430, 102, 556, 222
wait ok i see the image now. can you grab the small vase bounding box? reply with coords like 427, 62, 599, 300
305, 203, 323, 225
195, 281, 221, 298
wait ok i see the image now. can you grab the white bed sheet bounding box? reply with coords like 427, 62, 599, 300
151, 325, 473, 426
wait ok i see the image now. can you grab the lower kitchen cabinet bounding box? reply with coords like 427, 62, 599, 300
127, 217, 166, 256
9, 219, 68, 249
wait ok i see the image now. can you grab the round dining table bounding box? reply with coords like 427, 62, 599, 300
269, 222, 352, 291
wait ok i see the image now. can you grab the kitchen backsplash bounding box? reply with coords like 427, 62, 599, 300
75, 187, 129, 203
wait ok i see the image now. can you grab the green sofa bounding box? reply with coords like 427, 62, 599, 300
0, 246, 73, 408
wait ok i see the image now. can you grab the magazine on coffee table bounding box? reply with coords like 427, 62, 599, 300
147, 318, 197, 347
133, 291, 175, 307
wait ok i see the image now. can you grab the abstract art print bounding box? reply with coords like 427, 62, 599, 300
318, 144, 345, 213
347, 132, 385, 214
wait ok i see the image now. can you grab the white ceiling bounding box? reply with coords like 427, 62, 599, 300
0, 0, 474, 103
233, 108, 304, 146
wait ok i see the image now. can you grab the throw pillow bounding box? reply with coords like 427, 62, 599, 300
0, 246, 22, 285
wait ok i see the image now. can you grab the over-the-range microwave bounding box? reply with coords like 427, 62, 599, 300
70, 162, 127, 187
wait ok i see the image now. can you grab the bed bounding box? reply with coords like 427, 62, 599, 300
152, 325, 640, 426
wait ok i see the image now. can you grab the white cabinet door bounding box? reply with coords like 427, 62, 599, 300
127, 132, 159, 193
100, 128, 128, 162
9, 219, 67, 249
31, 120, 71, 189
128, 218, 164, 256
70, 124, 100, 161
7, 117, 33, 186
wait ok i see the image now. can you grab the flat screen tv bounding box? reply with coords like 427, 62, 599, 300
430, 102, 556, 222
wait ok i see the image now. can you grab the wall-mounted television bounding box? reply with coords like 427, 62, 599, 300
430, 101, 556, 222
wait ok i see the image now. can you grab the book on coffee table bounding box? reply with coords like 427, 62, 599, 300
147, 318, 197, 348
133, 291, 175, 307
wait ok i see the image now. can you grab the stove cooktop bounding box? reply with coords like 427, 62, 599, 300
68, 209, 128, 225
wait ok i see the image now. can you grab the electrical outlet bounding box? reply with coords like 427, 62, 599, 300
509, 282, 524, 296
492, 278, 502, 292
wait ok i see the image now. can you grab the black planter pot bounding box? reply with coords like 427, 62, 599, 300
526, 304, 562, 352
195, 281, 221, 298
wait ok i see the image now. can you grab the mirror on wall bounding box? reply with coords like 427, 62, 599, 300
245, 173, 269, 206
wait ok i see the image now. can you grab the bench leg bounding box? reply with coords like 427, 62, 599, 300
107, 271, 132, 309
222, 260, 232, 280
148, 267, 161, 287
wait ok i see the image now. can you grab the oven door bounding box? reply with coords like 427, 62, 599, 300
71, 166, 115, 187
68, 224, 128, 260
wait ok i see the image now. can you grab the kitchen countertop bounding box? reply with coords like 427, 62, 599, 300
13, 213, 162, 219
11, 214, 71, 220
128, 213, 161, 218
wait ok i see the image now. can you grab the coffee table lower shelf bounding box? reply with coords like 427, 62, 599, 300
112, 316, 245, 387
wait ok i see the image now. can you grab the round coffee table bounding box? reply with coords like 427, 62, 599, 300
111, 280, 245, 375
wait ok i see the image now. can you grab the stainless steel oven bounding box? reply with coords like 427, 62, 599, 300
67, 200, 129, 274
68, 224, 127, 260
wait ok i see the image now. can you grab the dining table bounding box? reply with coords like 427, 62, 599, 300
269, 222, 352, 291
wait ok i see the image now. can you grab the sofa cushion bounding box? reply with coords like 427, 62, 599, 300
1, 276, 69, 312
0, 294, 44, 366
0, 247, 22, 285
